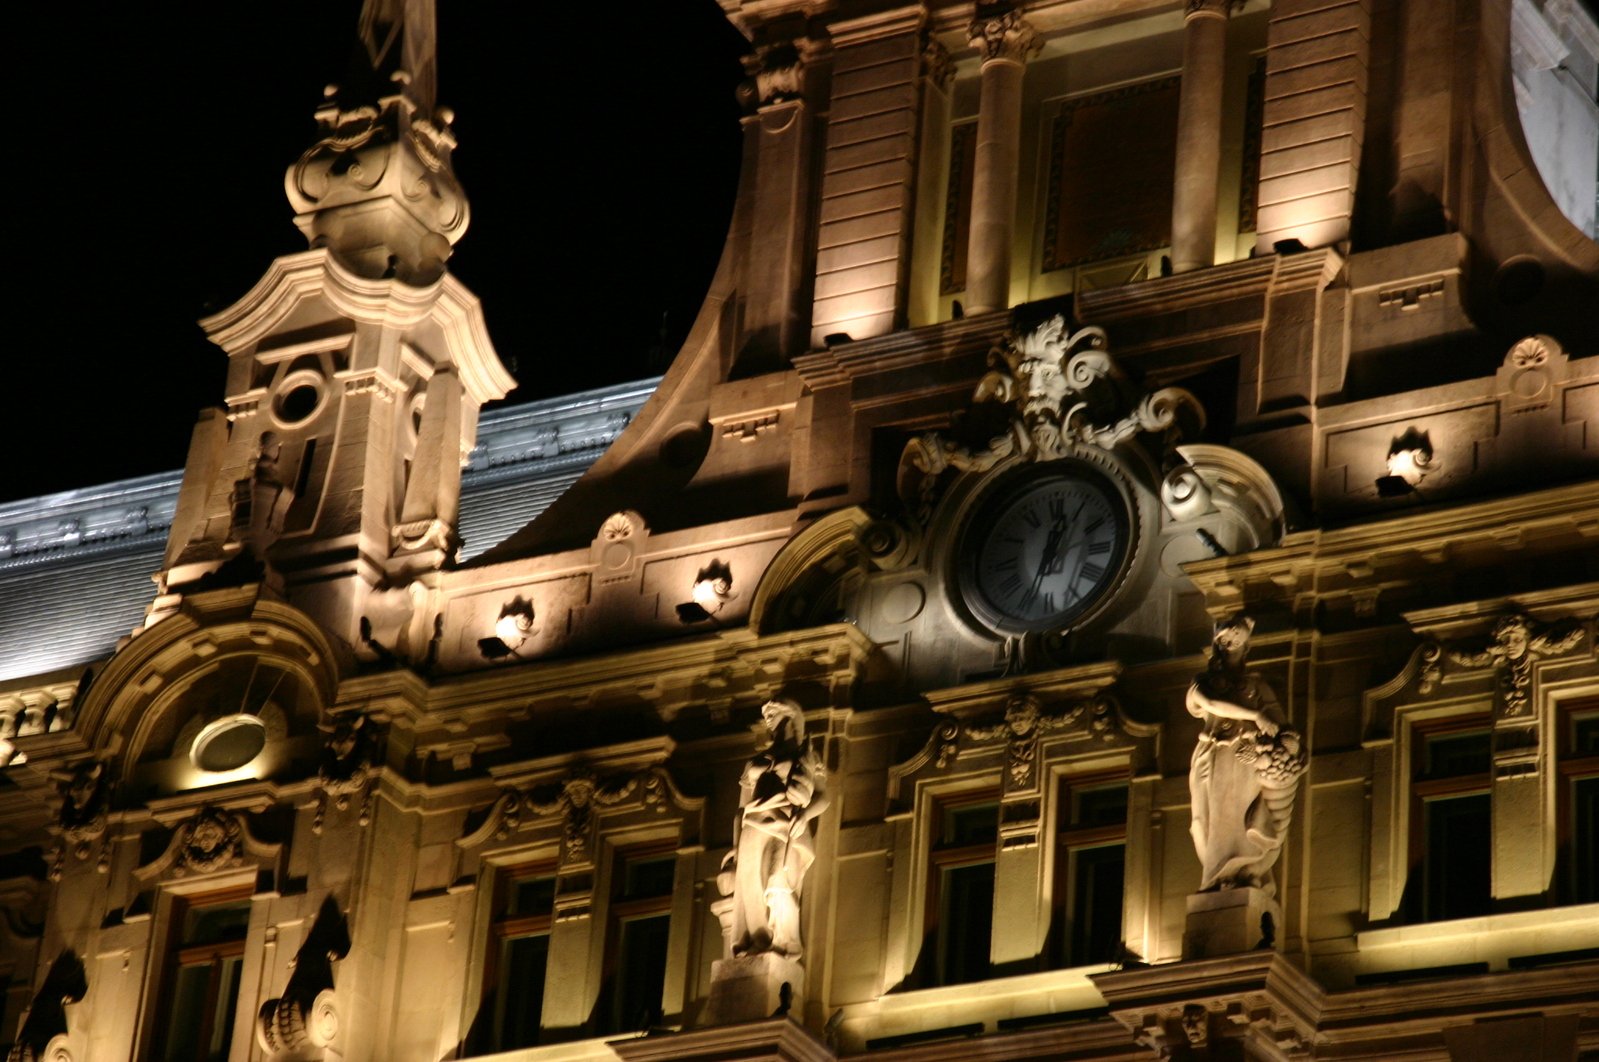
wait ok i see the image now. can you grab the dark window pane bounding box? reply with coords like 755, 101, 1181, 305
1574, 714, 1599, 755
942, 804, 999, 847
1424, 793, 1491, 921
1069, 844, 1126, 966
160, 963, 210, 1062
208, 956, 242, 1061
1072, 787, 1128, 828
610, 914, 671, 1033
183, 902, 250, 946
1425, 732, 1491, 778
938, 862, 994, 985
492, 932, 548, 1050
509, 876, 557, 918
620, 857, 676, 900
1573, 776, 1598, 905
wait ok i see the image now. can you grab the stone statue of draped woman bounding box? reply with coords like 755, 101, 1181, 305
1185, 615, 1306, 895
719, 698, 830, 959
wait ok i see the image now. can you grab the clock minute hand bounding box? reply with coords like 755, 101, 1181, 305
1021, 515, 1069, 609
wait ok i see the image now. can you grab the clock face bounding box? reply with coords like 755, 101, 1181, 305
959, 467, 1130, 634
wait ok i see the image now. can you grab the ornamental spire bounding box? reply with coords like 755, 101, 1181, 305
348, 0, 437, 117
284, 0, 466, 284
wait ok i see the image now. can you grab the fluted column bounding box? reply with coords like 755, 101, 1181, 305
1170, 0, 1233, 273
965, 7, 1041, 315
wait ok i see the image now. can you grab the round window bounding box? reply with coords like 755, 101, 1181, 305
272, 371, 326, 427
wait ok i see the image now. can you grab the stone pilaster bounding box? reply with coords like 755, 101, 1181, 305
964, 6, 1042, 315
809, 8, 932, 347
1254, 0, 1372, 254
738, 40, 822, 371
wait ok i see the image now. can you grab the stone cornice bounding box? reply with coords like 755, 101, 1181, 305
1182, 481, 1599, 610
348, 622, 875, 731
791, 312, 999, 392
199, 249, 515, 406
1075, 256, 1277, 323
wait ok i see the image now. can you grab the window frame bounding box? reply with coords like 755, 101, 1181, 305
1555, 694, 1599, 905
921, 790, 1000, 988
594, 841, 680, 1037
1052, 769, 1129, 969
1405, 715, 1494, 924
147, 882, 254, 1062
472, 859, 558, 1054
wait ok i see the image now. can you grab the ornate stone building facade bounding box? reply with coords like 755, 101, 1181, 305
2, 0, 1596, 1060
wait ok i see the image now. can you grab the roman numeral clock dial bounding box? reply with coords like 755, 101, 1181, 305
958, 466, 1131, 634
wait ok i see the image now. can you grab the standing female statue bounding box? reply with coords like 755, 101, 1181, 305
1186, 615, 1306, 895
719, 698, 830, 959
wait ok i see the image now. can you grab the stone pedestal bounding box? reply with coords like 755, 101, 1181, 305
705, 953, 804, 1026
1183, 888, 1279, 960
614, 1017, 835, 1062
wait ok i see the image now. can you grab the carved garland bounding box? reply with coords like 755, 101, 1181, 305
460, 767, 682, 860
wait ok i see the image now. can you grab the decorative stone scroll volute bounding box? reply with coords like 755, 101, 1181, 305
1183, 614, 1306, 960
258, 896, 351, 1056
6, 950, 87, 1062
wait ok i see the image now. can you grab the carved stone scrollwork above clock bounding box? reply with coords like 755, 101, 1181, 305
874, 315, 1281, 678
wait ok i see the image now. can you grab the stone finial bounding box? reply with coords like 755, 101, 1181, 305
284, 0, 467, 282
968, 8, 1043, 63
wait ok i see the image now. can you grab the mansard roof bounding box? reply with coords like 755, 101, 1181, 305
0, 377, 657, 684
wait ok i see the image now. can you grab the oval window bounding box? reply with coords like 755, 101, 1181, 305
191, 714, 268, 773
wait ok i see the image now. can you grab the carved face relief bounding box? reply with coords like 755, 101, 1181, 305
65, 763, 103, 816
178, 808, 243, 874
1494, 617, 1531, 660
1212, 615, 1254, 658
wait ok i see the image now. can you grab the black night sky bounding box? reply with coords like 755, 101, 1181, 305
8, 2, 747, 502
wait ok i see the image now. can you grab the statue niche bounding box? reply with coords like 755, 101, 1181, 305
1185, 615, 1306, 896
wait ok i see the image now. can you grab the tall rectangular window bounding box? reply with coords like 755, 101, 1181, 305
156, 888, 251, 1062
474, 865, 556, 1053
925, 797, 998, 987
1559, 698, 1599, 905
596, 850, 676, 1035
1055, 780, 1127, 968
1409, 725, 1492, 923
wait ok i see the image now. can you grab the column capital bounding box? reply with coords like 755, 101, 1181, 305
1185, 0, 1245, 20
967, 8, 1043, 64
922, 35, 954, 88
738, 41, 812, 110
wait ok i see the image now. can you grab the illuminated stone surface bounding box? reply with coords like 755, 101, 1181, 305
1, 0, 1596, 1060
